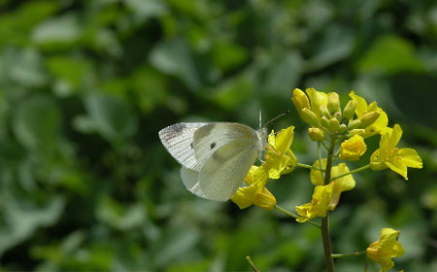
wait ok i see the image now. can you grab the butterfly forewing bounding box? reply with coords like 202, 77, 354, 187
158, 122, 208, 170
192, 123, 261, 168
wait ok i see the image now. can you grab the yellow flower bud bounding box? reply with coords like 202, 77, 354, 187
292, 88, 312, 124
321, 116, 330, 128
319, 105, 331, 119
333, 111, 342, 122
343, 100, 356, 120
327, 92, 340, 115
359, 111, 381, 128
338, 124, 347, 133
339, 135, 367, 161
348, 119, 362, 130
348, 129, 366, 137
301, 108, 319, 126
308, 128, 326, 142
254, 189, 277, 210
328, 117, 340, 132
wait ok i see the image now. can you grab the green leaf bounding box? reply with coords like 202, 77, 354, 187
96, 196, 146, 231
356, 35, 425, 74
0, 193, 65, 256
84, 93, 137, 142
149, 39, 201, 90
12, 95, 61, 150
32, 13, 81, 48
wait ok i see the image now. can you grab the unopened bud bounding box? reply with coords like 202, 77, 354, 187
328, 117, 340, 132
302, 108, 319, 126
348, 119, 362, 130
334, 111, 342, 122
308, 128, 326, 142
348, 129, 365, 137
343, 100, 356, 120
359, 111, 381, 128
319, 105, 331, 119
254, 190, 277, 210
321, 116, 330, 128
327, 93, 340, 115
338, 124, 347, 133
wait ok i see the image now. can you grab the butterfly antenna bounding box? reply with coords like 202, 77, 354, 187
259, 110, 262, 129
264, 109, 291, 128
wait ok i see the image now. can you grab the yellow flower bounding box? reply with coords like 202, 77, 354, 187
367, 228, 405, 272
349, 91, 388, 137
264, 126, 298, 179
310, 159, 356, 209
231, 165, 276, 210
339, 134, 367, 161
296, 183, 332, 222
370, 124, 423, 180
306, 88, 329, 121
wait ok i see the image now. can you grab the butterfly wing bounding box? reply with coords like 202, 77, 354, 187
158, 122, 208, 170
197, 137, 261, 201
192, 123, 261, 169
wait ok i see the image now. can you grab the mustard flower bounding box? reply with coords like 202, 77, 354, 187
349, 91, 388, 137
370, 124, 423, 180
309, 159, 356, 210
264, 126, 298, 179
295, 183, 333, 222
367, 228, 405, 272
231, 165, 276, 210
339, 134, 367, 161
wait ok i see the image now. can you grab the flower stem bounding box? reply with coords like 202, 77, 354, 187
274, 205, 321, 228
246, 256, 259, 272
297, 163, 325, 172
331, 251, 366, 258
321, 134, 337, 272
330, 164, 371, 181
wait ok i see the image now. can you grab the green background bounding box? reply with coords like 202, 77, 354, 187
1, 0, 436, 271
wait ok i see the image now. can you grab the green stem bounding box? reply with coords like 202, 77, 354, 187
246, 256, 259, 272
274, 205, 321, 229
297, 163, 325, 172
330, 164, 371, 181
321, 134, 336, 272
331, 251, 366, 259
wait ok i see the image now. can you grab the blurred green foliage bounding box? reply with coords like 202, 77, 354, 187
1, 0, 437, 271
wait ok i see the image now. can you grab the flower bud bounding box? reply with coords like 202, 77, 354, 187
328, 92, 340, 115
359, 111, 381, 128
254, 189, 277, 210
343, 100, 356, 120
328, 117, 340, 132
334, 111, 342, 122
338, 124, 347, 133
339, 134, 367, 161
348, 119, 362, 130
319, 105, 331, 119
321, 116, 330, 128
348, 129, 365, 137
308, 128, 326, 142
292, 88, 310, 113
301, 108, 319, 126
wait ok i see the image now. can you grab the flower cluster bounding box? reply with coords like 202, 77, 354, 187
229, 88, 422, 271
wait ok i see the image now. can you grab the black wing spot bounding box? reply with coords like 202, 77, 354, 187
210, 142, 216, 149
190, 142, 194, 149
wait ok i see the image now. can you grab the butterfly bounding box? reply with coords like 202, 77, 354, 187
159, 122, 266, 201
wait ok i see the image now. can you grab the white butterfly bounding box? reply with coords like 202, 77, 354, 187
159, 122, 267, 201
